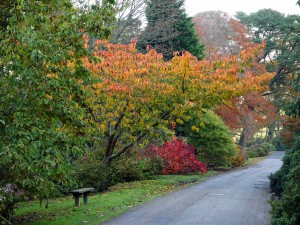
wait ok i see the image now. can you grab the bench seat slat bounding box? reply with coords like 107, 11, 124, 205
70, 188, 95, 194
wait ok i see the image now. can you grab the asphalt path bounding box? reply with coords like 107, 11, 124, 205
101, 151, 284, 225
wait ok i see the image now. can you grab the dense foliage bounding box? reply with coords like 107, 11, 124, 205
111, 155, 163, 183
0, 0, 115, 221
269, 118, 300, 225
0, 1, 281, 223
237, 4, 300, 224
236, 9, 300, 110
147, 138, 207, 175
176, 110, 237, 166
247, 143, 275, 158
138, 0, 204, 60
83, 40, 271, 174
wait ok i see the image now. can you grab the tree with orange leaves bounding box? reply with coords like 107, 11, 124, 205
216, 93, 277, 157
193, 11, 255, 60
82, 39, 273, 178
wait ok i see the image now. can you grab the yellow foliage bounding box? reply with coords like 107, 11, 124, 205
191, 126, 199, 132
81, 40, 273, 156
230, 147, 247, 167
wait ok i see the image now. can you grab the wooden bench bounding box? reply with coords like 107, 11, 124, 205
70, 188, 95, 207
207, 163, 216, 170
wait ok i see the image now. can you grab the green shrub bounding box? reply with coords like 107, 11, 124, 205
111, 157, 143, 184
270, 136, 300, 225
176, 109, 237, 166
269, 170, 284, 196
137, 156, 163, 179
247, 143, 275, 158
110, 155, 163, 184
272, 137, 286, 151
74, 160, 110, 192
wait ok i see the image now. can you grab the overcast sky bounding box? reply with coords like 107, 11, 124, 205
184, 0, 300, 17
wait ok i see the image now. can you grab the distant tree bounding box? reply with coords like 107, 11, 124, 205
193, 11, 254, 60
110, 0, 145, 44
235, 9, 300, 105
216, 93, 277, 157
235, 9, 300, 145
138, 0, 204, 60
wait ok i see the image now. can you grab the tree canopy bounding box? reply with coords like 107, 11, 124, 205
193, 11, 254, 60
82, 40, 272, 174
236, 9, 300, 112
138, 0, 204, 60
0, 0, 116, 217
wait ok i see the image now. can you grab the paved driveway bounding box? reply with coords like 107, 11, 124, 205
102, 151, 284, 225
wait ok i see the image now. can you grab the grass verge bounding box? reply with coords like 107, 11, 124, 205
245, 154, 272, 167
13, 171, 216, 225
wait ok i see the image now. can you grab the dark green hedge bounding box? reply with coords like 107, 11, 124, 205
269, 136, 300, 225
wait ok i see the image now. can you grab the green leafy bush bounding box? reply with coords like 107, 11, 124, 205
137, 156, 164, 179
269, 170, 284, 196
74, 160, 110, 192
269, 136, 300, 225
111, 155, 163, 184
176, 109, 237, 166
272, 137, 287, 151
248, 143, 275, 158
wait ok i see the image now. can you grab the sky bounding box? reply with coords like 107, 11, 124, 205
184, 0, 300, 17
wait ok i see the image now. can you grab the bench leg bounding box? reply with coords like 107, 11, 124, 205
74, 195, 80, 207
83, 193, 89, 204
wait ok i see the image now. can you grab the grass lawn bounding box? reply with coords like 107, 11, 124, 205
245, 154, 272, 167
12, 155, 269, 225
13, 172, 216, 225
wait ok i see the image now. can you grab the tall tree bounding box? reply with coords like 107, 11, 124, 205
268, 3, 300, 224
0, 0, 115, 221
236, 9, 300, 106
138, 0, 204, 60
83, 40, 272, 178
193, 11, 254, 60
236, 8, 300, 147
110, 0, 145, 44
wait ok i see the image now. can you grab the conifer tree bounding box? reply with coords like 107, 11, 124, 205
138, 0, 204, 60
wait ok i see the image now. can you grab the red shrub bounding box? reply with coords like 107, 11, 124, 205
146, 138, 206, 175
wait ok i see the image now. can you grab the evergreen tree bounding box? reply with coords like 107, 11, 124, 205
138, 0, 204, 60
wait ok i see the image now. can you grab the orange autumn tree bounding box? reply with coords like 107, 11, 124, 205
193, 11, 255, 60
82, 39, 272, 173
214, 43, 278, 157
216, 93, 277, 156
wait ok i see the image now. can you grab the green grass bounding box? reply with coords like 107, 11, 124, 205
13, 172, 216, 225
245, 153, 272, 167
12, 155, 269, 225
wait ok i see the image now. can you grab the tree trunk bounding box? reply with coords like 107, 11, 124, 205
238, 129, 247, 159
267, 121, 276, 143
101, 156, 113, 190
